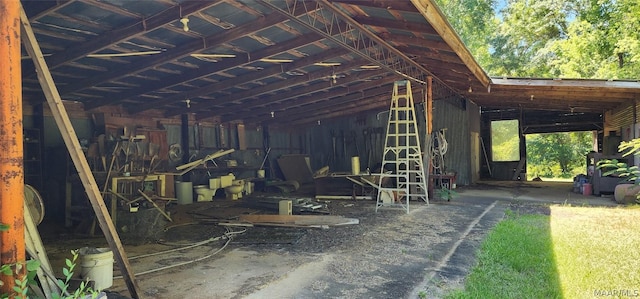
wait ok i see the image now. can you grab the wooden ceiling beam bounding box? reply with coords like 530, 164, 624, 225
57, 6, 311, 97
24, 0, 75, 21
89, 32, 333, 109
133, 52, 355, 116
244, 83, 393, 124
222, 73, 397, 123
351, 15, 438, 36
79, 0, 142, 19
473, 90, 636, 101
23, 0, 223, 78
473, 97, 616, 112
491, 78, 640, 90
398, 46, 464, 65
187, 60, 378, 119
57, 11, 288, 96
330, 0, 418, 12
380, 33, 451, 52
283, 94, 393, 126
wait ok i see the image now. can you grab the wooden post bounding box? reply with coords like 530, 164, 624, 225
0, 0, 26, 294
19, 5, 142, 298
426, 76, 433, 135
180, 114, 190, 182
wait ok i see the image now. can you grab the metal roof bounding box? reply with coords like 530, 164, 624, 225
20, 0, 640, 127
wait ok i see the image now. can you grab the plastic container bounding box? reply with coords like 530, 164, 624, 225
582, 183, 592, 196
175, 181, 193, 205
78, 247, 113, 290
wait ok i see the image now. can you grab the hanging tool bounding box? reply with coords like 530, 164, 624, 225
341, 129, 347, 161
329, 129, 337, 167
97, 134, 106, 170
350, 130, 359, 157
259, 147, 271, 170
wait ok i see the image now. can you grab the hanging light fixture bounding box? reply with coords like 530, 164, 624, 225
179, 6, 189, 32
180, 17, 190, 32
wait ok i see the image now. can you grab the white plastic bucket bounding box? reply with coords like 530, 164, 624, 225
78, 247, 113, 290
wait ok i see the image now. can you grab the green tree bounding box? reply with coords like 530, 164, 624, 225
488, 0, 575, 77
433, 0, 498, 69
491, 120, 520, 161
546, 0, 640, 79
526, 132, 593, 178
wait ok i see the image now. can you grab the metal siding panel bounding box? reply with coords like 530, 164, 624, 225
433, 98, 470, 185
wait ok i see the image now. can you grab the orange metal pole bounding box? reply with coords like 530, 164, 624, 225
0, 0, 25, 295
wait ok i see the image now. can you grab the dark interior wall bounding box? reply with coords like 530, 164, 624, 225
467, 101, 481, 183
432, 98, 471, 185
308, 113, 387, 174
306, 94, 474, 186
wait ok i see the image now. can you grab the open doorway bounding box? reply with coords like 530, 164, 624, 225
525, 131, 594, 181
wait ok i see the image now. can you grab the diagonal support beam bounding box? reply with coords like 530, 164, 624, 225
19, 5, 142, 299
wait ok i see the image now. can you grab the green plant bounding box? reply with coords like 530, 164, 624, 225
52, 249, 100, 299
597, 138, 640, 203
436, 187, 457, 202
0, 223, 39, 299
1, 224, 99, 299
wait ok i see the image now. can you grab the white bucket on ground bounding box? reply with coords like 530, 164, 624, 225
78, 247, 113, 290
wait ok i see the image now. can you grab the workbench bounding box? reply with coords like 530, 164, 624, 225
429, 173, 457, 190
109, 174, 168, 224
314, 173, 378, 200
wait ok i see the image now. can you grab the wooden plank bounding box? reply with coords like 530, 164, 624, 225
19, 6, 142, 299
24, 205, 56, 298
238, 214, 359, 226
174, 149, 235, 171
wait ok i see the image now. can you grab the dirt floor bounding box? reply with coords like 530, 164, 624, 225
40, 180, 619, 299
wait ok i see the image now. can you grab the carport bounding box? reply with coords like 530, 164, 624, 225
1, 0, 639, 298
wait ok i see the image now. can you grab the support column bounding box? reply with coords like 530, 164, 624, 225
0, 0, 25, 294
180, 114, 190, 182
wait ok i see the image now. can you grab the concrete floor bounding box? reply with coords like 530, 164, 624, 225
44, 180, 619, 299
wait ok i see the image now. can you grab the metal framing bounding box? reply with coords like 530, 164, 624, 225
258, 0, 460, 101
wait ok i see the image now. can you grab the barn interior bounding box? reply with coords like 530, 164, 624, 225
2, 0, 640, 298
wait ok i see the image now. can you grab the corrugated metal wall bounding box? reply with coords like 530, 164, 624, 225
160, 95, 475, 185
307, 95, 473, 185
432, 98, 472, 185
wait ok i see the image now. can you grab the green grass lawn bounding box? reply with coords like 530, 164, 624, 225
446, 206, 640, 299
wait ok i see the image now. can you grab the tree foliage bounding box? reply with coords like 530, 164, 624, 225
526, 132, 593, 178
435, 0, 640, 79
